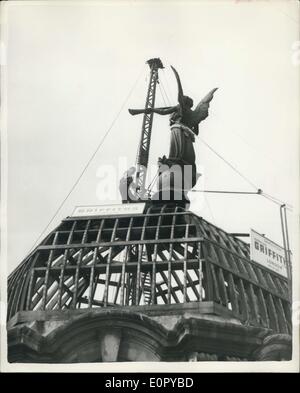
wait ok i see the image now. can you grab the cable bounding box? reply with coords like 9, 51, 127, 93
190, 188, 293, 212
162, 68, 175, 103
198, 136, 293, 210
28, 65, 146, 253
160, 78, 172, 105
158, 83, 168, 106
262, 192, 293, 209
261, 193, 281, 205
191, 189, 261, 195
145, 170, 159, 199
198, 136, 259, 191
261, 193, 293, 211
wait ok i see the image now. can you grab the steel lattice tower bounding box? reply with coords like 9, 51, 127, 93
135, 58, 164, 198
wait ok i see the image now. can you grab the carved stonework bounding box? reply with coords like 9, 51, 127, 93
253, 334, 292, 361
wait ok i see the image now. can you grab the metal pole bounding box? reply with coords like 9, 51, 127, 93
279, 205, 292, 303
198, 241, 203, 302
283, 205, 292, 303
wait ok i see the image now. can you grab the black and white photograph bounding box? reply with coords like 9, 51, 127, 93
0, 0, 299, 373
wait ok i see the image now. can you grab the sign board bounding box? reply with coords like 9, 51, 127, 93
250, 229, 287, 278
71, 203, 146, 217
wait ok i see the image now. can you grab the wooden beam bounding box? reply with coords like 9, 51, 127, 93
103, 219, 119, 307
37, 236, 204, 251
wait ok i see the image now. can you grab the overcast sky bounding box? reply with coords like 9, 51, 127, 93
2, 0, 299, 273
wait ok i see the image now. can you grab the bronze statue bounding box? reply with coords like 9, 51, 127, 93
129, 66, 217, 170
128, 66, 217, 202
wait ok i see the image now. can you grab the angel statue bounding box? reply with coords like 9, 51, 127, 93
129, 66, 217, 200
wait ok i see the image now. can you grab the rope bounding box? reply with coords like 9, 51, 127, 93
28, 65, 146, 253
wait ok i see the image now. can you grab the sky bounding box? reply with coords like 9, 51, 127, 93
2, 0, 299, 273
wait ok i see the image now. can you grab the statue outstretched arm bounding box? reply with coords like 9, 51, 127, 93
128, 106, 177, 116
151, 106, 177, 115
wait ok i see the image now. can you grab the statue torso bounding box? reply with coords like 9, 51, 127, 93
169, 106, 196, 131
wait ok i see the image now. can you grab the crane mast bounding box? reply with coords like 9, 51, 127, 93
135, 58, 164, 198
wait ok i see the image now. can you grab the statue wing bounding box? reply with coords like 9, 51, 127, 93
171, 66, 184, 108
193, 87, 218, 123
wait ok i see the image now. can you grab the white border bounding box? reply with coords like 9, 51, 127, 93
1, 0, 299, 373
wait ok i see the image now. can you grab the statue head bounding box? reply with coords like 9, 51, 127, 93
183, 95, 193, 108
